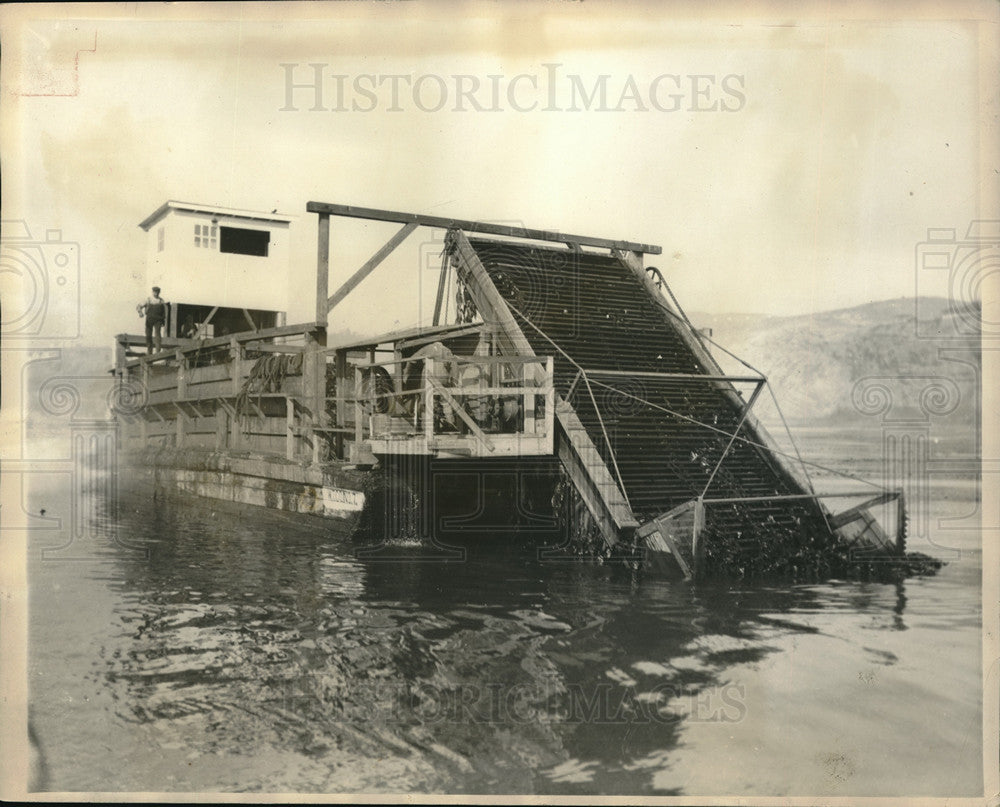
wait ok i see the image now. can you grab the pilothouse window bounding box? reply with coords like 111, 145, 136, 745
219, 226, 270, 257
194, 223, 217, 249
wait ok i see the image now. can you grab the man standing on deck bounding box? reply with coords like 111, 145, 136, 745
137, 286, 169, 354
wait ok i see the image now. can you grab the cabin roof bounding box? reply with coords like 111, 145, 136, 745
139, 201, 295, 231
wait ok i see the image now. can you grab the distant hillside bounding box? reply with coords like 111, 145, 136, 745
689, 297, 980, 426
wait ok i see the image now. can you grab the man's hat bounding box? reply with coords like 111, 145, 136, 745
152, 286, 161, 292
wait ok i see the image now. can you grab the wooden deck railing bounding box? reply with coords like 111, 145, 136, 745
114, 322, 328, 463
114, 321, 556, 464
349, 354, 555, 455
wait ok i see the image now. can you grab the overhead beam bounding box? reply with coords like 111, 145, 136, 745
307, 201, 662, 255
398, 324, 485, 351
325, 320, 485, 352
327, 221, 418, 312
701, 491, 894, 505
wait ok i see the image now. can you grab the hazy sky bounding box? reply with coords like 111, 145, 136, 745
1, 1, 995, 346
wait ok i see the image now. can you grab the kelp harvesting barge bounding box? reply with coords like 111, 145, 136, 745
113, 201, 908, 579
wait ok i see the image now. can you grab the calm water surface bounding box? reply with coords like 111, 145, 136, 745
28, 434, 983, 796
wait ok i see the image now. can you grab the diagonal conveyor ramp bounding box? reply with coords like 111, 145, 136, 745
447, 229, 896, 576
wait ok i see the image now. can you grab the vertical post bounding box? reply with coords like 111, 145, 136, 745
230, 337, 242, 396
216, 408, 228, 450
355, 366, 364, 445
285, 397, 295, 460
314, 332, 327, 463
175, 409, 184, 447
316, 213, 330, 327
394, 347, 404, 405
115, 337, 126, 374
141, 359, 150, 404
311, 427, 320, 465
334, 349, 347, 459
230, 404, 241, 450
302, 332, 320, 467
313, 209, 332, 465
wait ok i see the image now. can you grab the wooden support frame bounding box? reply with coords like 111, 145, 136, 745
307, 201, 662, 255
327, 221, 418, 312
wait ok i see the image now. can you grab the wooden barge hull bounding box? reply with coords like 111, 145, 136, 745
123, 447, 367, 522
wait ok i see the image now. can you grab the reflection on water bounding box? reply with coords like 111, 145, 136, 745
28, 472, 982, 796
